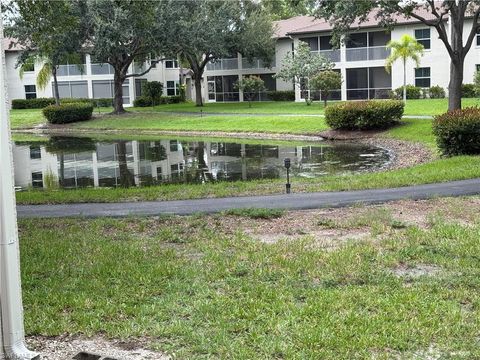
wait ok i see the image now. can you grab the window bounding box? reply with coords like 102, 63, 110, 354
135, 79, 148, 97
476, 64, 480, 72
415, 67, 431, 87
300, 37, 319, 51
24, 85, 36, 99
415, 28, 431, 49
29, 146, 41, 159
166, 81, 178, 96
92, 80, 130, 104
31, 172, 43, 188
165, 60, 178, 68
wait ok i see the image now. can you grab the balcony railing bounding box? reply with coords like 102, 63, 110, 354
206, 58, 239, 71
312, 49, 341, 63
91, 63, 115, 75
346, 87, 391, 100
242, 58, 276, 69
346, 46, 390, 62
57, 64, 85, 77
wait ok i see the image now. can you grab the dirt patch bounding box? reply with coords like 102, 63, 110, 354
390, 263, 443, 278
27, 335, 169, 360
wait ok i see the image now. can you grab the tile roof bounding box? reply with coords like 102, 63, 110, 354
274, 7, 441, 37
2, 38, 22, 52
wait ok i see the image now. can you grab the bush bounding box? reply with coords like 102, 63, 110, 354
461, 83, 477, 98
433, 107, 480, 155
393, 85, 422, 99
133, 96, 152, 107
268, 90, 295, 101
12, 97, 112, 109
12, 98, 55, 109
42, 103, 93, 124
428, 85, 446, 99
325, 100, 404, 130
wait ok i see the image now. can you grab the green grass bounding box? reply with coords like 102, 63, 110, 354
386, 118, 436, 150
20, 208, 480, 358
222, 208, 285, 219
73, 112, 328, 134
404, 98, 480, 116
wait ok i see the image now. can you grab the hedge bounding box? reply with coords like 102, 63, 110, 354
12, 97, 112, 109
433, 107, 480, 155
133, 95, 182, 107
393, 85, 423, 99
267, 90, 295, 101
325, 100, 404, 130
461, 84, 477, 98
12, 98, 55, 109
428, 85, 446, 99
42, 103, 94, 124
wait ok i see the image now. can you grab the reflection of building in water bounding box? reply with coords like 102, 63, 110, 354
13, 140, 186, 189
13, 139, 386, 189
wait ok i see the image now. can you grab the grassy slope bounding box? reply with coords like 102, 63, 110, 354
20, 209, 480, 358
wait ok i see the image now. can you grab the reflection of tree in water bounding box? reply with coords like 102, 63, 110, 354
196, 142, 213, 183
116, 141, 135, 188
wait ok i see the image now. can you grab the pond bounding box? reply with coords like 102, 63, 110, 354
13, 136, 391, 190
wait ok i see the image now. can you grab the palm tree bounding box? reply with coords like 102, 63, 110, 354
385, 34, 424, 102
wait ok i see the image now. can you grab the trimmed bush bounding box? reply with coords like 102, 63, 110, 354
325, 100, 404, 130
433, 107, 480, 155
461, 83, 477, 98
12, 97, 112, 109
42, 103, 93, 124
12, 98, 55, 109
268, 90, 295, 101
393, 85, 422, 99
428, 85, 446, 99
133, 96, 152, 107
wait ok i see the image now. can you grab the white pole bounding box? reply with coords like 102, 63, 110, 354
0, 9, 39, 360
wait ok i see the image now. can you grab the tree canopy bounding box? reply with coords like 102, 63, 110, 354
160, 0, 275, 106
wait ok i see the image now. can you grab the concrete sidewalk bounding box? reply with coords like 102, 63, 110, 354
17, 178, 480, 218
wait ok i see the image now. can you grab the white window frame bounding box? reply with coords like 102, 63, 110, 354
415, 67, 431, 88
166, 80, 178, 96
24, 85, 36, 99
165, 60, 179, 69
415, 28, 431, 50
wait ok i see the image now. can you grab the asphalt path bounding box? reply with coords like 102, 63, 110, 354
17, 178, 480, 218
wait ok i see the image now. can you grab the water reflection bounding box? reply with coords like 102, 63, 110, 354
13, 136, 390, 190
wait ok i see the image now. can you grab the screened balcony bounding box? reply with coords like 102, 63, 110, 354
242, 57, 276, 69
346, 67, 391, 100
346, 31, 390, 62
300, 35, 341, 63
57, 64, 86, 77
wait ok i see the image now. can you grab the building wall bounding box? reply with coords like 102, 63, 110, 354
5, 53, 182, 106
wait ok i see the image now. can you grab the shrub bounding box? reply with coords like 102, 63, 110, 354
428, 85, 446, 99
268, 90, 295, 101
12, 97, 112, 109
143, 81, 164, 104
133, 96, 152, 107
461, 83, 477, 98
394, 85, 422, 99
42, 103, 93, 124
160, 95, 182, 104
433, 107, 480, 155
325, 100, 404, 130
12, 98, 55, 109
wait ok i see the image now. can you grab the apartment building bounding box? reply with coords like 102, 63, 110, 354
203, 12, 480, 103
3, 39, 182, 106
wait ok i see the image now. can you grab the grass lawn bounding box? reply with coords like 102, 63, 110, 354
10, 98, 480, 131
20, 199, 480, 357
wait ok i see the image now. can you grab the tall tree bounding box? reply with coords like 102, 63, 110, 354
385, 34, 424, 103
161, 0, 275, 107
86, 0, 173, 114
262, 0, 310, 20
5, 0, 87, 105
275, 41, 333, 105
310, 0, 480, 111
310, 70, 342, 107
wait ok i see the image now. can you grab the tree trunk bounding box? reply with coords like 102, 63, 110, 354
113, 69, 126, 114
117, 141, 134, 187
323, 92, 327, 108
448, 60, 463, 111
194, 75, 203, 107
52, 67, 60, 106
403, 59, 406, 103
447, 9, 464, 111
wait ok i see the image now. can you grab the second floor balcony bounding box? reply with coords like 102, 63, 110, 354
312, 49, 341, 63
346, 46, 390, 62
206, 58, 239, 71
57, 64, 86, 77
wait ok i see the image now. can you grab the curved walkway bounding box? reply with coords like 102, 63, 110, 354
17, 178, 480, 218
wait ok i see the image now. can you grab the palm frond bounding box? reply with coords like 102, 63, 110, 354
37, 63, 53, 90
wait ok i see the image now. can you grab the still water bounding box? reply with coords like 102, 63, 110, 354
13, 136, 391, 190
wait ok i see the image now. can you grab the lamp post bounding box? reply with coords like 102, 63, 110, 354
0, 11, 39, 360
284, 158, 291, 194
